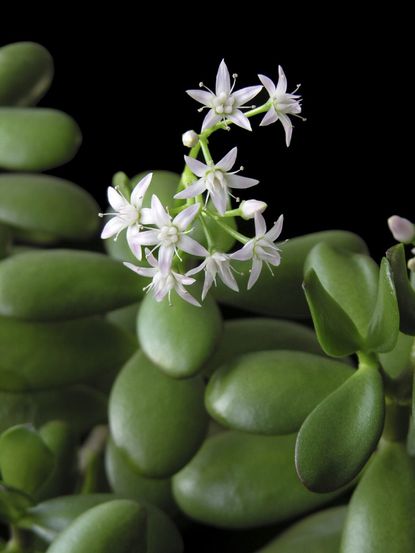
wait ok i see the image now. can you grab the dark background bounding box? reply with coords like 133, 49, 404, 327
1, 17, 411, 259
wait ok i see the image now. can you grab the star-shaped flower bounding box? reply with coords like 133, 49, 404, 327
174, 147, 259, 216
100, 173, 153, 260
131, 195, 207, 272
258, 66, 302, 146
187, 251, 239, 300
124, 250, 200, 306
231, 213, 284, 290
187, 59, 262, 131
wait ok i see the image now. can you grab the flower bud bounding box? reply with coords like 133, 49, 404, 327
182, 130, 199, 148
388, 215, 415, 243
240, 199, 267, 220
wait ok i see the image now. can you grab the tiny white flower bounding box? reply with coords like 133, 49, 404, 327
182, 130, 199, 148
124, 250, 200, 307
258, 66, 302, 146
231, 213, 284, 290
388, 215, 415, 243
187, 59, 263, 132
408, 249, 415, 272
100, 173, 153, 260
174, 147, 259, 216
187, 251, 239, 300
240, 199, 267, 220
132, 195, 208, 272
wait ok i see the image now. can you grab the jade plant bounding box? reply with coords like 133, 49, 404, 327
0, 41, 414, 553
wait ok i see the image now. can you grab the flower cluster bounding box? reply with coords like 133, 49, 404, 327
101, 60, 303, 305
388, 215, 415, 271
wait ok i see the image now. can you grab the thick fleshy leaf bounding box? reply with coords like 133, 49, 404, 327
137, 287, 222, 378
0, 391, 35, 434
0, 224, 11, 259
44, 499, 147, 553
109, 351, 208, 477
379, 332, 414, 398
0, 425, 55, 496
256, 506, 347, 553
387, 243, 415, 335
0, 42, 53, 106
0, 174, 99, 241
206, 351, 354, 435
0, 108, 81, 171
213, 231, 368, 318
0, 250, 141, 321
172, 432, 346, 529
295, 367, 384, 492
0, 315, 136, 391
0, 482, 33, 524
341, 442, 415, 553
106, 302, 140, 339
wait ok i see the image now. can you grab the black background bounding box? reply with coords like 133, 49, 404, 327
1, 15, 412, 261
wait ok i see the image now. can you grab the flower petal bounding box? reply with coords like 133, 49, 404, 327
123, 262, 156, 278
131, 173, 153, 207
140, 207, 154, 225
254, 213, 267, 237
186, 260, 207, 277
202, 110, 221, 131
228, 110, 252, 131
133, 229, 159, 245
215, 59, 231, 95
276, 65, 288, 95
279, 113, 293, 146
210, 186, 228, 216
174, 203, 200, 230
185, 156, 208, 178
258, 74, 276, 97
218, 264, 239, 292
226, 174, 259, 189
107, 187, 127, 211
174, 179, 207, 200
145, 249, 159, 268
126, 225, 142, 260
265, 214, 284, 242
231, 242, 254, 261
101, 216, 127, 239
180, 235, 208, 257
158, 245, 174, 273
151, 194, 171, 227
202, 271, 215, 300
247, 257, 263, 290
217, 147, 237, 172
260, 108, 279, 127
233, 85, 263, 106
175, 285, 201, 307
186, 89, 213, 106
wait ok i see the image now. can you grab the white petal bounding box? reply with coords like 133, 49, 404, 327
258, 74, 276, 97
174, 203, 200, 230
131, 173, 152, 207
174, 179, 207, 200
186, 89, 213, 106
151, 194, 171, 227
265, 214, 284, 242
202, 271, 215, 300
260, 108, 279, 127
133, 229, 159, 245
158, 246, 174, 273
215, 59, 231, 95
232, 85, 263, 106
231, 242, 254, 261
145, 249, 159, 268
186, 260, 207, 277
107, 187, 127, 211
177, 274, 196, 286
179, 235, 208, 257
217, 147, 237, 172
202, 110, 221, 131
226, 174, 259, 190
123, 262, 156, 278
254, 213, 267, 237
126, 225, 142, 260
185, 156, 208, 177
247, 257, 263, 290
210, 186, 228, 216
228, 110, 252, 131
276, 65, 288, 95
140, 207, 154, 225
279, 113, 293, 146
218, 264, 239, 292
101, 217, 127, 239
176, 286, 201, 307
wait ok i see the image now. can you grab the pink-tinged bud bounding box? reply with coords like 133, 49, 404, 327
182, 130, 199, 148
240, 199, 267, 220
388, 215, 415, 243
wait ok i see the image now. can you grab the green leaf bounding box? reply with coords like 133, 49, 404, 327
0, 224, 11, 260
0, 425, 55, 496
206, 351, 354, 435
0, 482, 33, 524
387, 243, 415, 335
295, 367, 384, 492
341, 442, 415, 553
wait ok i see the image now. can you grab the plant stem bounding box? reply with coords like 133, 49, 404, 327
199, 214, 214, 250
205, 209, 249, 245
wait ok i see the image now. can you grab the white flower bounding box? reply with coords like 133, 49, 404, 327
240, 199, 267, 220
100, 173, 153, 260
131, 195, 208, 272
174, 147, 259, 216
388, 215, 415, 243
182, 130, 199, 148
187, 252, 239, 300
187, 59, 262, 132
231, 213, 284, 290
124, 250, 200, 307
258, 66, 302, 146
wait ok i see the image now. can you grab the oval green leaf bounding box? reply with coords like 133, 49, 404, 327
109, 351, 208, 477
206, 351, 354, 435
387, 243, 415, 335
